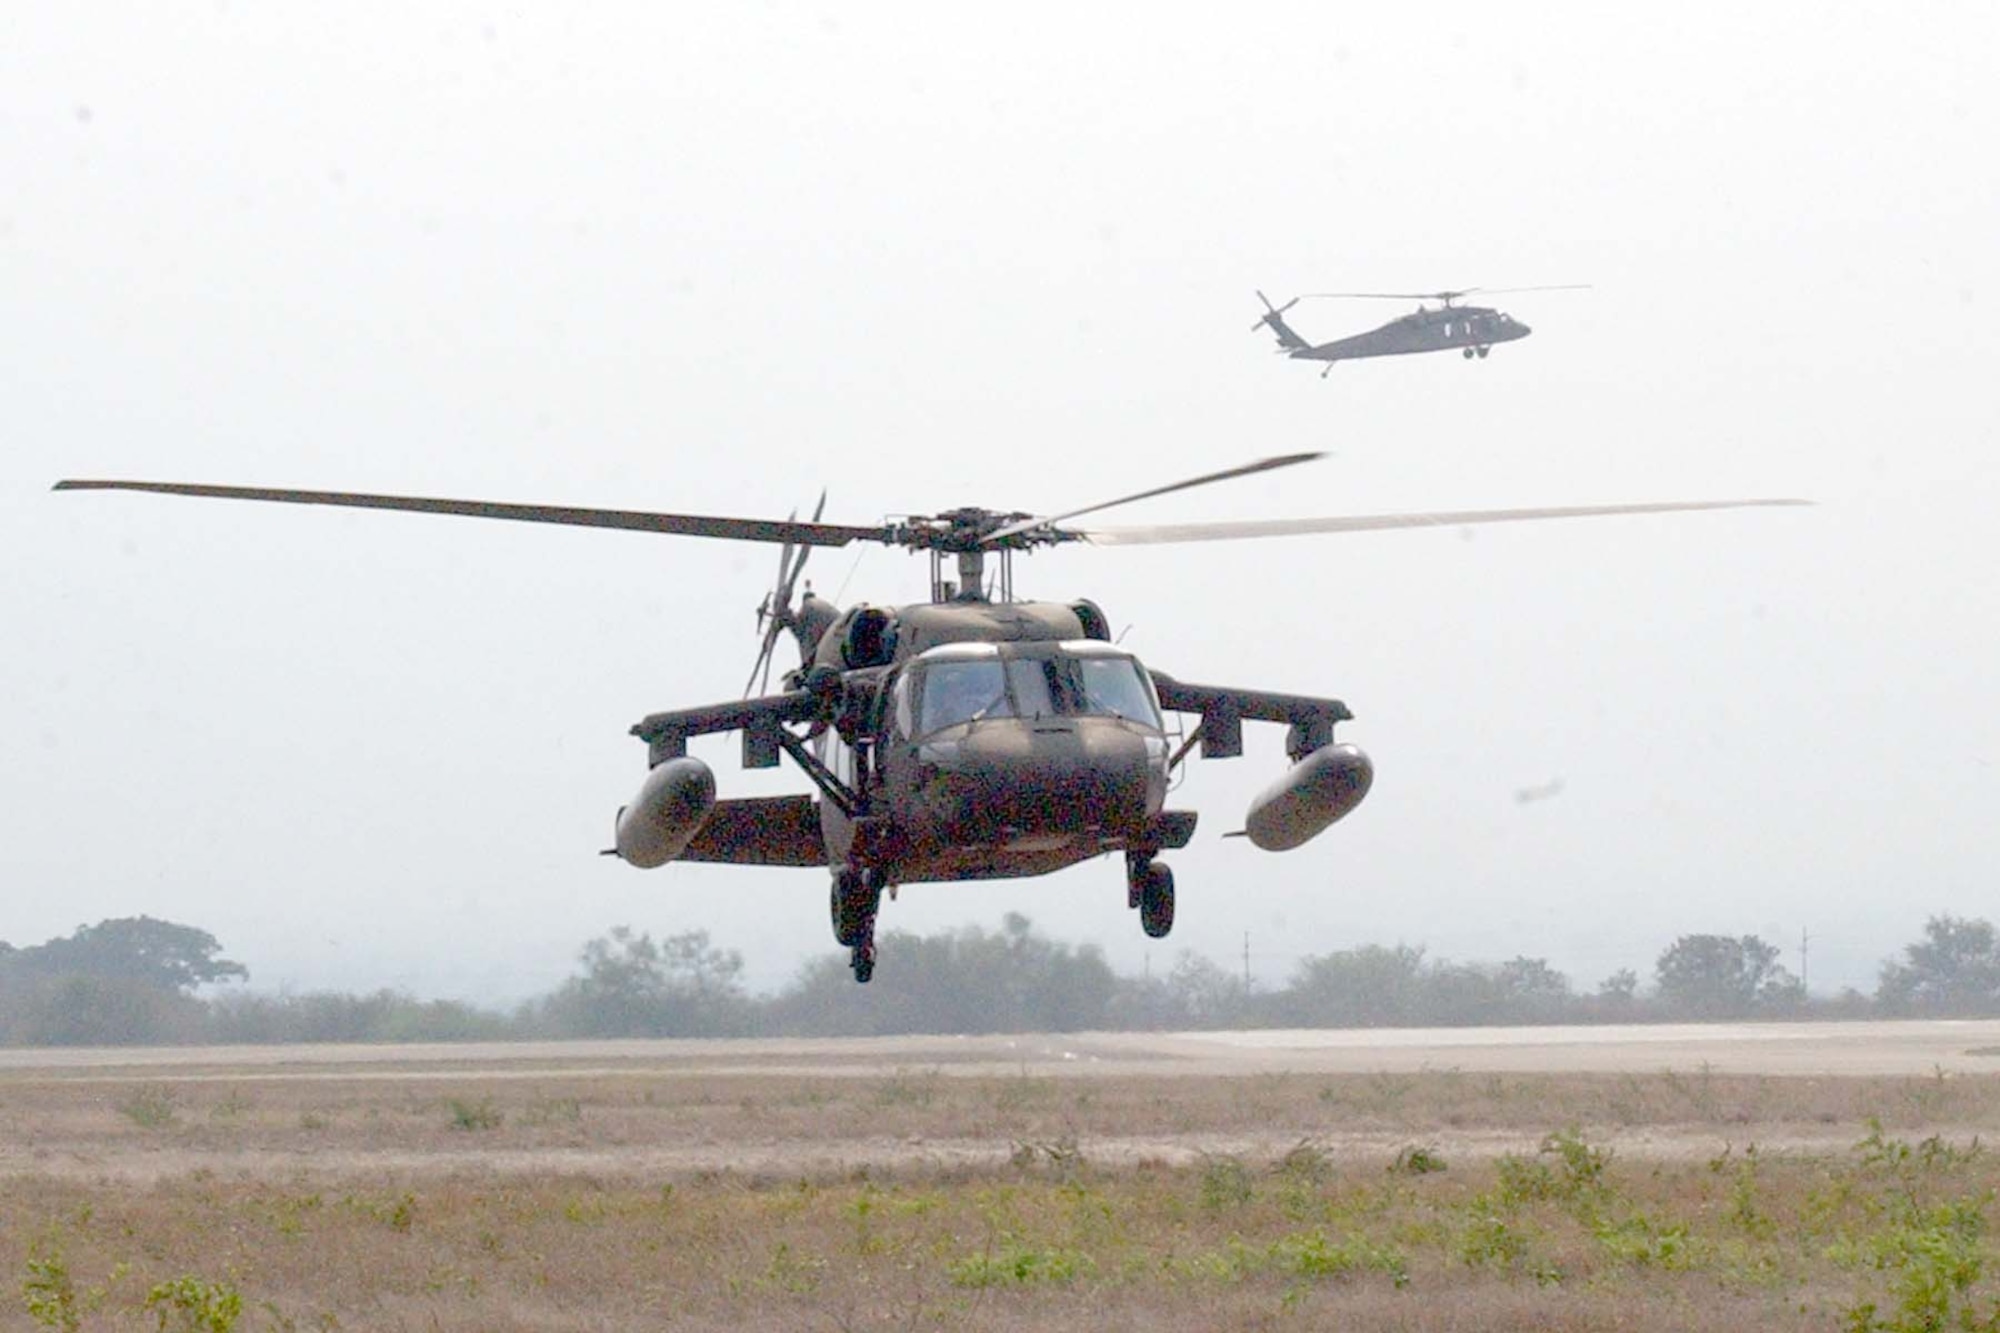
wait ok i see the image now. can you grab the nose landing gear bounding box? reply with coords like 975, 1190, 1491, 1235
831, 866, 885, 983
1126, 853, 1176, 939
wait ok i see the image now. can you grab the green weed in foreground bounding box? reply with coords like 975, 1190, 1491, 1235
1457, 1206, 1532, 1270
143, 1276, 241, 1332
1832, 1122, 2000, 1332
20, 1248, 78, 1332
1269, 1230, 1410, 1286
946, 1239, 1094, 1287
16, 1118, 2000, 1328
1197, 1153, 1255, 1211
19, 1243, 126, 1331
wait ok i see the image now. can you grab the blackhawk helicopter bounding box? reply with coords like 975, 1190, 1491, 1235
55, 457, 1802, 982
1254, 286, 1590, 374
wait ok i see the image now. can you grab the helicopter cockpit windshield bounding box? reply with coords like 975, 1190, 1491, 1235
1072, 654, 1160, 723
908, 645, 1161, 736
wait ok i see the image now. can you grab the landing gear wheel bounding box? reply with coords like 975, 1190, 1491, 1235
1476, 345, 1490, 358
1462, 346, 1476, 360
837, 867, 885, 983
1138, 861, 1175, 939
830, 868, 874, 948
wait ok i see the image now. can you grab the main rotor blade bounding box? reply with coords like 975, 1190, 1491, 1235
983, 452, 1326, 545
1306, 291, 1467, 301
53, 480, 888, 548
1307, 284, 1590, 302
1071, 498, 1811, 546
1470, 284, 1593, 297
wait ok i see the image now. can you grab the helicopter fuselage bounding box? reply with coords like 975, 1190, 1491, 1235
621, 586, 1372, 980
637, 597, 1185, 883
818, 617, 1175, 884
1294, 304, 1532, 363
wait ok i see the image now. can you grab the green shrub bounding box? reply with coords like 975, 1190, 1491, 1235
946, 1241, 1092, 1287
1198, 1154, 1255, 1211
20, 1250, 78, 1332
1390, 1144, 1447, 1176
144, 1276, 242, 1333
445, 1097, 502, 1131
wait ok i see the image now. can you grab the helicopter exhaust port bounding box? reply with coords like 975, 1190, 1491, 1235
1243, 743, 1373, 852
613, 757, 717, 868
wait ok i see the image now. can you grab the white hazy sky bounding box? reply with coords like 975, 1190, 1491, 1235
5, 3, 1995, 1003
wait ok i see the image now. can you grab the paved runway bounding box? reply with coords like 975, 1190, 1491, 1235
4, 1019, 1998, 1080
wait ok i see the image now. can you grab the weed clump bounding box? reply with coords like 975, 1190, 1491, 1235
1457, 1208, 1531, 1270
1197, 1154, 1255, 1212
444, 1097, 502, 1131
1390, 1144, 1447, 1176
20, 1248, 78, 1331
144, 1275, 242, 1332
1270, 1229, 1409, 1286
116, 1086, 179, 1130
1837, 1123, 2000, 1332
1010, 1135, 1086, 1180
1495, 1127, 1611, 1208
946, 1240, 1093, 1287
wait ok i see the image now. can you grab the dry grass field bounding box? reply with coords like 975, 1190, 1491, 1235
7, 1027, 2000, 1330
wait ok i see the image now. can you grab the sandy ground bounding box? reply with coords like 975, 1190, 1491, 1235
5, 1018, 2000, 1080
7, 1021, 1997, 1184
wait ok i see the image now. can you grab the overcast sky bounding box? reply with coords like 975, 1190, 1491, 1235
5, 3, 1995, 1003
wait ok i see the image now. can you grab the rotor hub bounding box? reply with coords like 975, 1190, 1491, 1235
885, 507, 1083, 554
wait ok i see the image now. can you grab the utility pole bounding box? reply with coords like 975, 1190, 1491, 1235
1243, 931, 1252, 991
1800, 927, 1810, 996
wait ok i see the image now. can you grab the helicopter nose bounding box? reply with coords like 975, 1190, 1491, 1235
921, 721, 1159, 840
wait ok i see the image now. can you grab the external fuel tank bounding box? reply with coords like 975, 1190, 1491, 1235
1243, 743, 1373, 852
614, 757, 718, 868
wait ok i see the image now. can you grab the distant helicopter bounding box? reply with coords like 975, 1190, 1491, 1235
56, 458, 1802, 983
1254, 286, 1590, 375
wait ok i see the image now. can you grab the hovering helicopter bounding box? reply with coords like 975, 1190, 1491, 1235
1254, 286, 1590, 375
55, 458, 1803, 982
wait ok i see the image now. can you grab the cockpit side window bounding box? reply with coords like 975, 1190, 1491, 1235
892, 670, 916, 738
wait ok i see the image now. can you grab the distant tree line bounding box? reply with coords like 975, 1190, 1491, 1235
4, 912, 1999, 1046
0, 916, 242, 1045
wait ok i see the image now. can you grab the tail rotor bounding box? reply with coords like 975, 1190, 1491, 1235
1251, 289, 1301, 331
1251, 291, 1311, 352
